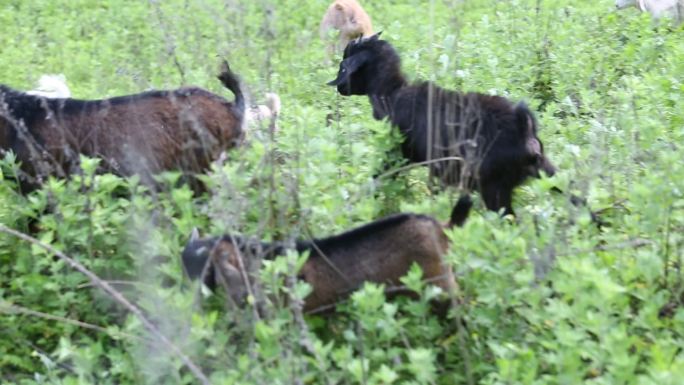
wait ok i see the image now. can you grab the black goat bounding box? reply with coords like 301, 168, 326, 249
0, 62, 245, 193
182, 196, 472, 314
328, 33, 556, 215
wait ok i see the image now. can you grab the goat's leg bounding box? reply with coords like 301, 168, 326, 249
550, 186, 608, 228
480, 184, 514, 217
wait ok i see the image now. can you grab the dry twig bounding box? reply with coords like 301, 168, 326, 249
0, 224, 212, 385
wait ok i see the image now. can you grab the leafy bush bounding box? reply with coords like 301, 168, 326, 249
1, 0, 682, 384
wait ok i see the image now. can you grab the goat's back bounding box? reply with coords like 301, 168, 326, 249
299, 213, 453, 312
2, 86, 243, 185
181, 214, 456, 314
390, 83, 523, 164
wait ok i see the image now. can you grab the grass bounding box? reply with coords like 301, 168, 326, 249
1, 0, 683, 384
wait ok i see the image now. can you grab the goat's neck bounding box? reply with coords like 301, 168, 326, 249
369, 95, 392, 120
368, 74, 406, 120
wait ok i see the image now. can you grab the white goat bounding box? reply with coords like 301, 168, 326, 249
320, 0, 374, 57
249, 93, 281, 123
246, 92, 281, 133
615, 0, 684, 24
26, 74, 72, 98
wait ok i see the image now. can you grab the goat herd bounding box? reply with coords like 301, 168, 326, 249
0, 0, 665, 315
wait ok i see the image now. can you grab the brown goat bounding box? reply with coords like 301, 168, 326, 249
0, 62, 244, 192
320, 0, 374, 58
182, 196, 472, 314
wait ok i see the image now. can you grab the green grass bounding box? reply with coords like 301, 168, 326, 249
1, 0, 683, 384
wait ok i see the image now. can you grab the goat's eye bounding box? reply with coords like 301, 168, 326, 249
341, 68, 347, 73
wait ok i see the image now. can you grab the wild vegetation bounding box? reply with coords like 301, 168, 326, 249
1, 0, 683, 384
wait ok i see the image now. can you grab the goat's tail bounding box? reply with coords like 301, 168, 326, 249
447, 194, 473, 228
217, 60, 245, 122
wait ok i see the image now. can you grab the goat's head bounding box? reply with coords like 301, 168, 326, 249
327, 32, 402, 96
181, 229, 217, 290
181, 232, 252, 306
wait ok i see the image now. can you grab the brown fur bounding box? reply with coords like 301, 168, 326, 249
0, 63, 244, 192
297, 216, 454, 313
182, 203, 472, 314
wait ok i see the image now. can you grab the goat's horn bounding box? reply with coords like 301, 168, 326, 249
189, 227, 200, 242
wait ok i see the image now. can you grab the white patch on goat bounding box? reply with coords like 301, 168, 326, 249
195, 246, 207, 256
26, 74, 72, 98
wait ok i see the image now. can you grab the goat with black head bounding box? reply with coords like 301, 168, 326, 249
182, 196, 473, 314
328, 33, 556, 215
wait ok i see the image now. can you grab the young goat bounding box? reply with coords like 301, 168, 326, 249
615, 0, 683, 24
246, 92, 281, 133
0, 62, 244, 192
328, 34, 556, 215
182, 196, 473, 314
320, 0, 374, 58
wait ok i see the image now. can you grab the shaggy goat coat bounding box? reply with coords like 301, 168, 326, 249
0, 63, 244, 192
328, 34, 556, 215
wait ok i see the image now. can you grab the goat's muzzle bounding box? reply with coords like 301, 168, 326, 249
231, 136, 243, 148
541, 156, 556, 177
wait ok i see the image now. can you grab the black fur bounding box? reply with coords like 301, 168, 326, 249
329, 35, 556, 215
450, 195, 473, 228
295, 213, 423, 253
181, 236, 219, 287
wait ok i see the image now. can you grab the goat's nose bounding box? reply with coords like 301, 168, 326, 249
231, 130, 246, 147
542, 157, 556, 177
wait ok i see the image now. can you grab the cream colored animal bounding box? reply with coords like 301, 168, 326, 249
248, 92, 281, 123
615, 0, 683, 24
26, 74, 72, 98
246, 92, 281, 132
320, 0, 373, 57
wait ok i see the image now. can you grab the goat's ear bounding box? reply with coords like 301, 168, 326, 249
514, 102, 536, 137
370, 31, 382, 40
327, 51, 371, 86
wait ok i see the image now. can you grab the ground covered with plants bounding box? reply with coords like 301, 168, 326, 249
1, 0, 683, 383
